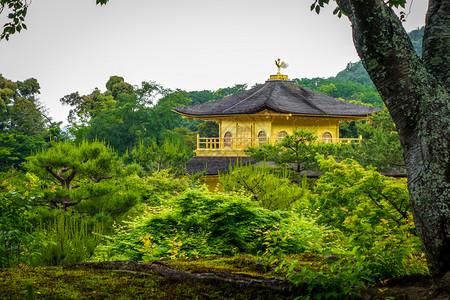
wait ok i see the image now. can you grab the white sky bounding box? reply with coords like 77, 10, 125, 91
0, 0, 427, 124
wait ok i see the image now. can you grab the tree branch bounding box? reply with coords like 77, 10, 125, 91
379, 191, 409, 220
72, 261, 297, 292
48, 178, 59, 186
237, 172, 262, 202
45, 166, 65, 186
91, 176, 112, 183
336, 0, 423, 138
423, 0, 450, 91
57, 167, 71, 177
358, 156, 405, 167
367, 194, 403, 227
65, 171, 77, 187
62, 200, 81, 209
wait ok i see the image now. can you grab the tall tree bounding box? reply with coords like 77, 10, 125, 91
311, 0, 449, 279
60, 88, 116, 125
85, 81, 191, 154
0, 74, 60, 171
0, 75, 46, 134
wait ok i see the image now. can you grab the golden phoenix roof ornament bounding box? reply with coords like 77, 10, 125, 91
275, 58, 289, 74
268, 59, 290, 81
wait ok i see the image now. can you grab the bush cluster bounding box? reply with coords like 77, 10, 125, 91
94, 187, 331, 261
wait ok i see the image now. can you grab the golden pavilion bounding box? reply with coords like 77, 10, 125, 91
173, 60, 382, 180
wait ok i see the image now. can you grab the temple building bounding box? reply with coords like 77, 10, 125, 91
173, 60, 382, 186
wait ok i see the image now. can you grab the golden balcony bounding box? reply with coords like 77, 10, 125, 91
195, 135, 362, 157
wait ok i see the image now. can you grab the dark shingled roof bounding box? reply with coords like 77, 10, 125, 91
184, 157, 253, 175
183, 156, 406, 177
174, 80, 382, 117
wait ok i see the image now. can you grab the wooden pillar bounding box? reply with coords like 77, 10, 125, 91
252, 119, 256, 147
235, 119, 239, 149
219, 120, 223, 149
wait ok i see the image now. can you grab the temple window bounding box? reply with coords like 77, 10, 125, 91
322, 132, 332, 143
258, 131, 267, 144
277, 131, 287, 142
224, 132, 232, 148
237, 126, 251, 138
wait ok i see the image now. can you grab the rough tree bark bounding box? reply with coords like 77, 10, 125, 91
335, 0, 450, 279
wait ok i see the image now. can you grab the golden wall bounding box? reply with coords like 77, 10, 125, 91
218, 112, 340, 143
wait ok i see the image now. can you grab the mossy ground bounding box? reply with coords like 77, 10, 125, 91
0, 254, 438, 299
163, 254, 276, 276
0, 255, 301, 300
0, 267, 296, 299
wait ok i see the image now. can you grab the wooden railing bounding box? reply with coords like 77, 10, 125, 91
197, 135, 362, 150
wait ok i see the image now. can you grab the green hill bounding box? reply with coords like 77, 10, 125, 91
291, 27, 425, 107
333, 26, 424, 86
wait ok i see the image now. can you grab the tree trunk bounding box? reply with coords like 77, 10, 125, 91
336, 0, 450, 279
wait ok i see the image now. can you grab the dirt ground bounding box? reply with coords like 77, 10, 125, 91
362, 273, 450, 299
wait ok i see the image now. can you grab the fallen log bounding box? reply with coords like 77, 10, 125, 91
69, 260, 301, 293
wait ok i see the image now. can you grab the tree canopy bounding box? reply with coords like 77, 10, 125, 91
0, 74, 64, 171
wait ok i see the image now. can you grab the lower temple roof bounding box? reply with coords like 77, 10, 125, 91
183, 156, 253, 175
183, 156, 406, 178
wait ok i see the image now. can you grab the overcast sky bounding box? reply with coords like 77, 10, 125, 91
0, 0, 428, 124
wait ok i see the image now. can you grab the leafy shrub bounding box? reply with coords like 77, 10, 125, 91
297, 155, 427, 286
311, 155, 411, 232
0, 183, 41, 268
121, 170, 189, 206
219, 163, 308, 210
95, 187, 331, 261
341, 205, 426, 279
278, 212, 426, 298
281, 255, 372, 299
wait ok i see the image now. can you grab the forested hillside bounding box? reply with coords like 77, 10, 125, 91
291, 26, 424, 107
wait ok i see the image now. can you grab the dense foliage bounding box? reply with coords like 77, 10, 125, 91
95, 187, 331, 262
0, 138, 427, 297
0, 26, 429, 297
